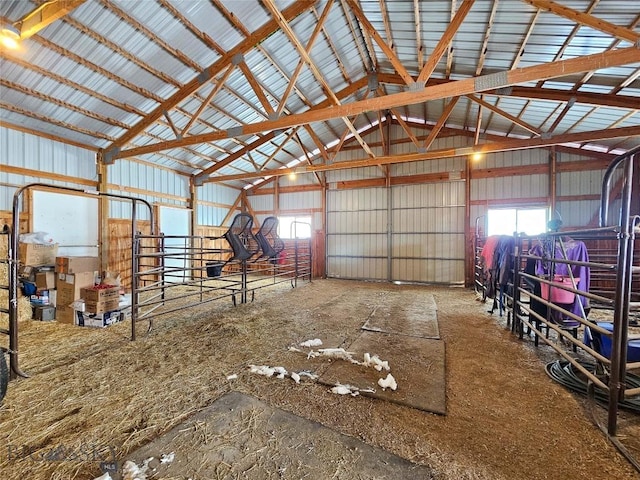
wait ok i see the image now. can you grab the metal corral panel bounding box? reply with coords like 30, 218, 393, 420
0, 127, 96, 210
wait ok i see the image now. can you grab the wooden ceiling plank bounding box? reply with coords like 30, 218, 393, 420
345, 0, 414, 86
467, 93, 542, 135
108, 0, 314, 151
523, 0, 640, 43
116, 46, 640, 159
181, 65, 235, 136
417, 0, 475, 84
206, 125, 640, 183
276, 0, 334, 116
17, 0, 86, 38
422, 96, 460, 150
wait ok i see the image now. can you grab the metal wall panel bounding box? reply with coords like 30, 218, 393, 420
198, 183, 238, 227
280, 190, 322, 211
1, 126, 96, 211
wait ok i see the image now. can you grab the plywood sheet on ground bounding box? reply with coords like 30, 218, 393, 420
362, 290, 439, 339
113, 391, 435, 480
319, 331, 446, 415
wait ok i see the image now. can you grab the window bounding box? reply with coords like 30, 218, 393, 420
487, 208, 547, 236
278, 216, 311, 239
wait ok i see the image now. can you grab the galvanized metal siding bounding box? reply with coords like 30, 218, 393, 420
279, 190, 322, 211
108, 159, 189, 220
391, 182, 465, 284
198, 183, 238, 227
326, 187, 388, 280
0, 126, 95, 211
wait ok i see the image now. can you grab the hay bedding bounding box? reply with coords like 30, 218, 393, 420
0, 280, 638, 479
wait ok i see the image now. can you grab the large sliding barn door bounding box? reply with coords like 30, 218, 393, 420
326, 182, 465, 284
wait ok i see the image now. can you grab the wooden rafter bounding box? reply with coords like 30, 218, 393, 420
413, 0, 423, 69
345, 0, 414, 85
466, 94, 541, 136
262, 0, 375, 158
339, 0, 375, 71
116, 46, 640, 159
293, 131, 324, 186
106, 0, 314, 153
417, 0, 475, 84
474, 97, 483, 145
181, 65, 235, 136
476, 0, 499, 76
258, 129, 298, 170
303, 125, 330, 164
16, 0, 86, 38
546, 99, 575, 135
422, 97, 460, 150
276, 0, 334, 116
313, 5, 350, 84
238, 60, 275, 117
204, 125, 640, 183
522, 0, 640, 43
386, 107, 422, 150
445, 0, 457, 79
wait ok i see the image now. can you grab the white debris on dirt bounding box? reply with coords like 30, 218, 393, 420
92, 473, 112, 480
299, 338, 323, 347
288, 346, 303, 353
273, 366, 288, 379
298, 371, 319, 380
377, 373, 398, 391
307, 347, 359, 364
330, 383, 376, 396
122, 457, 153, 480
363, 352, 390, 371
160, 452, 175, 464
226, 373, 238, 380
291, 372, 301, 384
249, 365, 276, 377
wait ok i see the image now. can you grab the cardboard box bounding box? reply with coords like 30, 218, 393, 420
56, 306, 76, 324
56, 272, 96, 309
55, 256, 99, 274
76, 310, 122, 328
19, 243, 58, 266
33, 305, 56, 321
30, 291, 50, 306
84, 297, 120, 314
81, 285, 119, 303
36, 271, 56, 290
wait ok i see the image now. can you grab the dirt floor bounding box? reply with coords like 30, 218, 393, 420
0, 278, 639, 479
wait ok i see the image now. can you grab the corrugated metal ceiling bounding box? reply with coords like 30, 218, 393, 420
0, 0, 638, 190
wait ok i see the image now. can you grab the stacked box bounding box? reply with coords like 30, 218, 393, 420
19, 243, 58, 266
56, 272, 96, 324
35, 271, 56, 289
55, 256, 99, 274
76, 310, 122, 328
81, 285, 119, 314
34, 305, 56, 321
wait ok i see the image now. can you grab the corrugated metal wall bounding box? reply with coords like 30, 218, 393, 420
0, 126, 96, 210
197, 182, 238, 227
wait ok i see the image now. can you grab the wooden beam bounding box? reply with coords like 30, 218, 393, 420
417, 0, 475, 84
116, 46, 640, 159
17, 0, 86, 38
238, 60, 275, 117
276, 0, 334, 116
476, 0, 499, 76
467, 93, 542, 135
413, 0, 424, 69
181, 65, 234, 136
107, 0, 314, 152
344, 0, 414, 86
422, 97, 460, 150
205, 125, 640, 182
523, 0, 640, 43
0, 120, 97, 151
196, 132, 277, 178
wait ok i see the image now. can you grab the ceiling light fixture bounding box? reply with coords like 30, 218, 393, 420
0, 23, 20, 50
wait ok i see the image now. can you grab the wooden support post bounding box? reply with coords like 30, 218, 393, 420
549, 146, 557, 219
464, 154, 472, 287
97, 150, 109, 276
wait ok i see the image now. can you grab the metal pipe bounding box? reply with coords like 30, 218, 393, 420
600, 144, 640, 228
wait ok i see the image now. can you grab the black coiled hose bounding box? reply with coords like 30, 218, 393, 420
545, 360, 640, 413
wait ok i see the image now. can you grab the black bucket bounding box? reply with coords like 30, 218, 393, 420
206, 262, 224, 277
